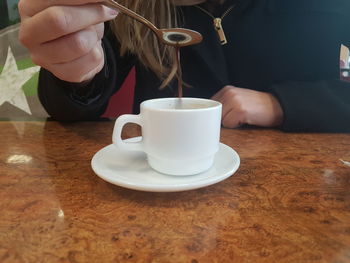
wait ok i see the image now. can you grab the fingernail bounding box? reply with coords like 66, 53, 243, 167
108, 8, 119, 17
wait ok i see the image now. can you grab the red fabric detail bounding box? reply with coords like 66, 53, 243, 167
102, 67, 135, 118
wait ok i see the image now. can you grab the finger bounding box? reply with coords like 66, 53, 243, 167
20, 5, 117, 47
31, 24, 103, 64
211, 85, 234, 102
220, 95, 235, 120
222, 108, 243, 128
214, 88, 237, 119
210, 91, 221, 102
44, 41, 104, 83
19, 0, 106, 18
211, 86, 227, 101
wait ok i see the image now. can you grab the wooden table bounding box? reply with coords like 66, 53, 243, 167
1, 121, 349, 262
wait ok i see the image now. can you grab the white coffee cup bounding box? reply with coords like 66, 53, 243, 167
112, 97, 222, 176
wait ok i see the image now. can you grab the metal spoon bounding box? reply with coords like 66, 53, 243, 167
102, 0, 203, 47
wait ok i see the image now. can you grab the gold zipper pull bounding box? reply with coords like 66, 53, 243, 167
213, 18, 227, 45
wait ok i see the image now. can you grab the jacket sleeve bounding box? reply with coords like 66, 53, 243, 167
38, 24, 136, 121
269, 79, 350, 132
269, 11, 350, 133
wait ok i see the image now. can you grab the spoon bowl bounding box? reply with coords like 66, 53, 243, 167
160, 28, 203, 47
102, 0, 203, 47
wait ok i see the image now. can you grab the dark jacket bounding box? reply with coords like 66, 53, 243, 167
38, 0, 350, 132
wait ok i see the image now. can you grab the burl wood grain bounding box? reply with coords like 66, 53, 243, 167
0, 121, 349, 263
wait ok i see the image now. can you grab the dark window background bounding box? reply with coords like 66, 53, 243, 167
0, 0, 20, 30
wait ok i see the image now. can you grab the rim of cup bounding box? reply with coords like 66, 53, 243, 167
140, 97, 222, 112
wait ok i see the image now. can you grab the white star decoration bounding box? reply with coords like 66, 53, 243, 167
0, 47, 40, 114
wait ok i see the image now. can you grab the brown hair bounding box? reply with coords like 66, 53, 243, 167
111, 0, 205, 87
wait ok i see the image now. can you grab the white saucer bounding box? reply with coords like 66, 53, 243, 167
91, 137, 240, 192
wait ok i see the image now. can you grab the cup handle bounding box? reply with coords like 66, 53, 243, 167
112, 114, 143, 151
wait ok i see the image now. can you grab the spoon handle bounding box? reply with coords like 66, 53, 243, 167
102, 0, 160, 35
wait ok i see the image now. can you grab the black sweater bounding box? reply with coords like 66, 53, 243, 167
38, 0, 350, 132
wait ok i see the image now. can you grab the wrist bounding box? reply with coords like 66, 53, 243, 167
269, 93, 284, 127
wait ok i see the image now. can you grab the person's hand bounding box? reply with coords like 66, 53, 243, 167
19, 0, 119, 83
211, 86, 284, 128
